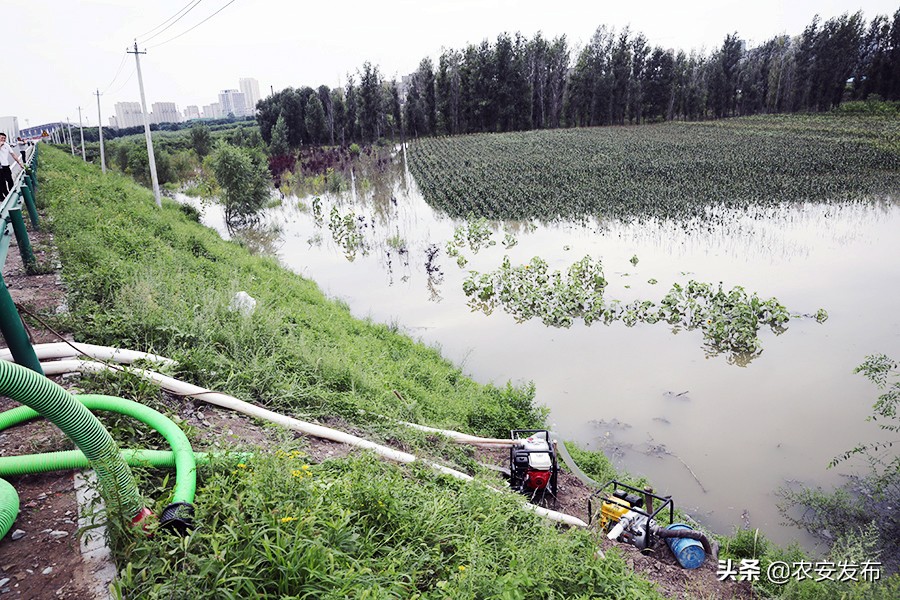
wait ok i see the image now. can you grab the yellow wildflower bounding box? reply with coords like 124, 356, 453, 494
280, 516, 297, 523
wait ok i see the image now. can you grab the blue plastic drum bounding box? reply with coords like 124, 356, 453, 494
665, 523, 706, 569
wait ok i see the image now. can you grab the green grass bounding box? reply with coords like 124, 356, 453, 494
38, 145, 544, 438
110, 452, 665, 599
408, 114, 900, 221
36, 146, 672, 598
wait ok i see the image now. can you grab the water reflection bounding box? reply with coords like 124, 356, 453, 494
180, 151, 900, 550
227, 221, 283, 256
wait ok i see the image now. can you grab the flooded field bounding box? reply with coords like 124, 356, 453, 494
182, 147, 900, 549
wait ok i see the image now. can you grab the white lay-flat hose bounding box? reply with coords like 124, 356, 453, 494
24, 353, 586, 528
0, 342, 175, 367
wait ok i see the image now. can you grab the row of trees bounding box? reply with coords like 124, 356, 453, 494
257, 10, 900, 148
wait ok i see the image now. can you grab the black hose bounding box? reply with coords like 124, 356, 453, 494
653, 526, 718, 559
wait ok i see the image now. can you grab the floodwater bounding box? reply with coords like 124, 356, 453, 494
181, 148, 900, 549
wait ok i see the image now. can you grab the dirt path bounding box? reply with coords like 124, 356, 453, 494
0, 226, 754, 599
0, 228, 95, 598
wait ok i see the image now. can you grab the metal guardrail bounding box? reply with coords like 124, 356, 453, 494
0, 144, 44, 374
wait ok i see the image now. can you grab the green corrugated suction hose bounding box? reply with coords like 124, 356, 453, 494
76, 395, 198, 509
0, 479, 18, 542
0, 361, 144, 523
0, 448, 250, 476
0, 391, 203, 537
0, 398, 196, 506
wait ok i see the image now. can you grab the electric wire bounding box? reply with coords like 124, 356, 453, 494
139, 0, 205, 44
101, 52, 128, 94
135, 0, 203, 42
148, 0, 238, 49
106, 66, 136, 97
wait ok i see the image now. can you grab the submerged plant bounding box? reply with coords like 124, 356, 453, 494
446, 214, 497, 266
328, 206, 367, 260
464, 255, 809, 360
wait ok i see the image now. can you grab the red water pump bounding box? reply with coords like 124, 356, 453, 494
508, 429, 558, 503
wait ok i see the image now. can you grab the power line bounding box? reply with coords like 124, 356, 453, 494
135, 0, 203, 42
140, 0, 205, 44
148, 0, 238, 49
102, 52, 128, 94
106, 66, 136, 96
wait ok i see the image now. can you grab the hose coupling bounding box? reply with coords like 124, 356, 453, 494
160, 502, 195, 535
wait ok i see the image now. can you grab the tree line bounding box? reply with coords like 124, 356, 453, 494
257, 10, 900, 150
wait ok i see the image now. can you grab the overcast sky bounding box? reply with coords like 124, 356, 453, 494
7, 0, 899, 128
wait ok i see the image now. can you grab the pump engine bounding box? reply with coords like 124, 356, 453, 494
588, 480, 716, 568
508, 429, 558, 502
589, 481, 673, 551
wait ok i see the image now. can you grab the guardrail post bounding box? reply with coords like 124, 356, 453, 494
0, 273, 44, 375
19, 180, 39, 230
9, 206, 35, 273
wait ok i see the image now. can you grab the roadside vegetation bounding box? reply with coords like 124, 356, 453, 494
60, 120, 263, 196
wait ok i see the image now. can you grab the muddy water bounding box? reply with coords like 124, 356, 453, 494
182, 152, 900, 549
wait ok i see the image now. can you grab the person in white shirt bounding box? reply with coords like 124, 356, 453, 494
0, 133, 25, 199
16, 137, 27, 163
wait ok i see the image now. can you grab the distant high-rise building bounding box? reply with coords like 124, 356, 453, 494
114, 102, 144, 129
109, 116, 119, 129
239, 78, 261, 114
151, 102, 181, 125
202, 103, 222, 119
183, 105, 201, 121
218, 89, 249, 118
0, 116, 20, 140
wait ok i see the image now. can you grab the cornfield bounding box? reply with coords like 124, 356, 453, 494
408, 115, 900, 221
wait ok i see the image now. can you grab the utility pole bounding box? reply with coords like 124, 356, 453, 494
95, 90, 106, 173
128, 40, 161, 208
77, 106, 86, 161
66, 118, 75, 155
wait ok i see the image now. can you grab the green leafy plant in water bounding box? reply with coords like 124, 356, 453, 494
656, 281, 790, 356
311, 196, 323, 224
446, 214, 498, 267
464, 255, 809, 359
386, 234, 406, 251
463, 256, 607, 327
328, 206, 367, 260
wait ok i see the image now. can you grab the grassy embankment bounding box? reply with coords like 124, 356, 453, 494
36, 145, 662, 598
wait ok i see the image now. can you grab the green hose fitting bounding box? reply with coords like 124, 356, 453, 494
0, 361, 144, 524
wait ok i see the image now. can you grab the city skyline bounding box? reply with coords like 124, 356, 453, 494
107, 77, 260, 130
7, 1, 898, 127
